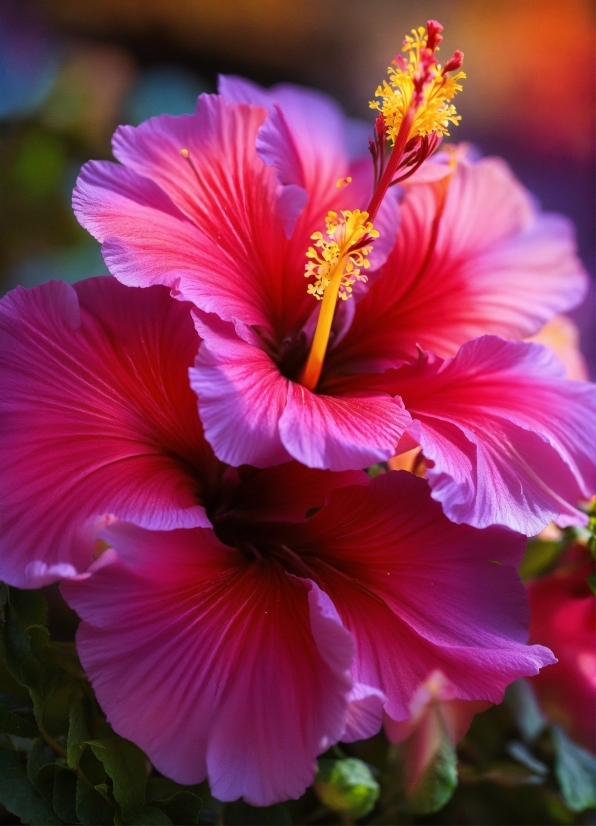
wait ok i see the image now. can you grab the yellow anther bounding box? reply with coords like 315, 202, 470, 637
369, 26, 465, 145
299, 210, 378, 390
336, 176, 352, 188
180, 148, 189, 157
305, 210, 378, 302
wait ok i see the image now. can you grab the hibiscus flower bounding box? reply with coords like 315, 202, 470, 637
72, 21, 595, 533
0, 276, 553, 804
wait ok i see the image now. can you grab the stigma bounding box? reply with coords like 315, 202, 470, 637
369, 21, 465, 145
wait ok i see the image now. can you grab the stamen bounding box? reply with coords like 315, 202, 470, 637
299, 21, 463, 391
336, 176, 352, 188
299, 210, 378, 390
369, 24, 465, 145
366, 20, 465, 220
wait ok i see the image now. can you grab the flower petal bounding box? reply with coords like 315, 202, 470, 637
0, 278, 211, 587
190, 313, 291, 468
286, 472, 554, 721
219, 75, 349, 209
334, 151, 588, 370
75, 95, 304, 332
62, 522, 356, 806
342, 683, 386, 743
391, 337, 596, 532
279, 381, 411, 471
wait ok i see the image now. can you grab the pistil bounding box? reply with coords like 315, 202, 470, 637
298, 19, 464, 392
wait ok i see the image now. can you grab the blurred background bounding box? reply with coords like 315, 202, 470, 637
0, 0, 594, 373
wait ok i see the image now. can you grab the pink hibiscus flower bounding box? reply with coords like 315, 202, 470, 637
0, 276, 553, 805
72, 22, 594, 534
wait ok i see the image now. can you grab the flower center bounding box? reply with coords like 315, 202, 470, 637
298, 19, 464, 392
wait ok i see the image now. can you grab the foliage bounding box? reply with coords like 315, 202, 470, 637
0, 574, 593, 825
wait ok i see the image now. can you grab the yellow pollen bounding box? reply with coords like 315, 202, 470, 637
299, 210, 378, 390
369, 26, 465, 144
180, 148, 189, 157
336, 176, 352, 188
305, 210, 378, 302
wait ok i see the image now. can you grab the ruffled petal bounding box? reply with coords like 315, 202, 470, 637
190, 313, 290, 468
279, 381, 411, 471
0, 278, 212, 587
334, 152, 588, 370
285, 472, 554, 721
62, 522, 356, 806
218, 75, 349, 209
191, 310, 410, 472
75, 97, 294, 331
342, 683, 386, 743
218, 77, 397, 317
391, 337, 596, 533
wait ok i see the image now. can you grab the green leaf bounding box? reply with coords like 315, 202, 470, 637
407, 735, 458, 815
52, 766, 80, 825
224, 800, 291, 825
0, 740, 59, 824
85, 737, 147, 820
67, 690, 90, 770
126, 805, 173, 824
505, 741, 548, 776
2, 611, 43, 690
315, 758, 379, 819
44, 642, 86, 680
0, 699, 38, 737
36, 763, 61, 806
75, 777, 115, 826
27, 737, 57, 794
552, 725, 596, 812
153, 791, 202, 825
0, 652, 31, 702
10, 588, 48, 628
78, 747, 106, 787
506, 679, 547, 742
519, 539, 564, 581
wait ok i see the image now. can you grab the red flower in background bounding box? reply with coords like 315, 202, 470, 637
527, 544, 596, 752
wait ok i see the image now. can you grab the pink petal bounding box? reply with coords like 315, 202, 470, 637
254, 104, 310, 236
62, 522, 356, 806
218, 77, 397, 309
75, 96, 306, 332
0, 278, 212, 587
288, 472, 554, 721
191, 311, 410, 472
279, 380, 411, 471
190, 313, 291, 468
342, 683, 386, 743
391, 337, 596, 533
334, 152, 588, 370
218, 75, 349, 209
